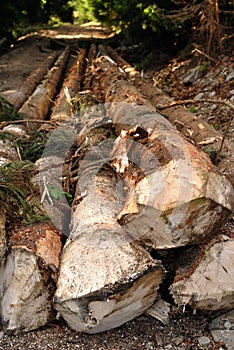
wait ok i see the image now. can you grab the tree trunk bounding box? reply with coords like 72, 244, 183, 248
170, 229, 234, 311
50, 48, 86, 122
54, 134, 164, 333
7, 51, 58, 110
89, 54, 233, 250
104, 45, 228, 152
0, 222, 63, 333
18, 47, 70, 130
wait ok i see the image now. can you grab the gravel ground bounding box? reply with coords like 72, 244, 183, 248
0, 308, 224, 350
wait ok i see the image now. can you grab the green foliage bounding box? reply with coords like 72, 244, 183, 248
0, 131, 49, 163
72, 0, 95, 24
0, 161, 47, 225
199, 63, 208, 72
0, 0, 74, 39
0, 97, 22, 122
48, 185, 73, 206
135, 52, 154, 71
189, 106, 198, 113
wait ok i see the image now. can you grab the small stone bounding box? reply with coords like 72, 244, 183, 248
145, 341, 154, 349
210, 310, 234, 350
208, 91, 216, 97
182, 66, 202, 85
198, 336, 210, 347
225, 70, 234, 82
194, 92, 206, 100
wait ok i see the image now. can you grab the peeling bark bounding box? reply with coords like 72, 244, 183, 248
55, 165, 164, 333
90, 55, 233, 249
104, 45, 232, 160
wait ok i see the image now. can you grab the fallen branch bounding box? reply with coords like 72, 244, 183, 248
156, 98, 234, 111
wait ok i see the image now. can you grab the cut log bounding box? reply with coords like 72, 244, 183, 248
89, 54, 233, 249
54, 164, 164, 333
50, 48, 86, 122
17, 47, 70, 130
0, 222, 63, 333
104, 45, 232, 162
7, 51, 58, 110
170, 229, 234, 311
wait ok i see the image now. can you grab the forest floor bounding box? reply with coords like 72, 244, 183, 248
0, 23, 233, 350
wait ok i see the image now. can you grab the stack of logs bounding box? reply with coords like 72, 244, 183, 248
0, 43, 233, 334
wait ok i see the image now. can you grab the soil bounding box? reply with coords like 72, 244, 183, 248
0, 23, 233, 349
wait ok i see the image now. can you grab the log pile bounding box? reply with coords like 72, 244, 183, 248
0, 43, 233, 335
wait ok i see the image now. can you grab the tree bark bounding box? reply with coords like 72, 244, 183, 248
104, 45, 229, 153
89, 54, 233, 250
0, 222, 62, 333
7, 51, 58, 110
18, 47, 70, 130
50, 48, 86, 122
54, 141, 164, 333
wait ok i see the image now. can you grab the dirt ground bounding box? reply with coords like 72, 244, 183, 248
0, 24, 233, 350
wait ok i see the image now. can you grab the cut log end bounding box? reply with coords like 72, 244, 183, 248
54, 229, 164, 333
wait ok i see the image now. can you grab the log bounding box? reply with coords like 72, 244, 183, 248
18, 47, 70, 130
50, 48, 86, 122
0, 222, 62, 333
170, 229, 234, 311
90, 54, 233, 249
0, 138, 64, 333
104, 45, 232, 161
7, 51, 58, 110
54, 160, 164, 333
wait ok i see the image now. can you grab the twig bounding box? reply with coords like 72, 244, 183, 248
41, 176, 53, 205
156, 98, 234, 111
216, 115, 234, 161
0, 119, 57, 127
192, 48, 217, 62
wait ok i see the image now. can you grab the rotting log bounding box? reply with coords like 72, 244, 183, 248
7, 51, 58, 110
89, 55, 234, 249
170, 229, 234, 311
17, 47, 70, 130
0, 222, 63, 333
54, 155, 164, 333
50, 48, 86, 123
